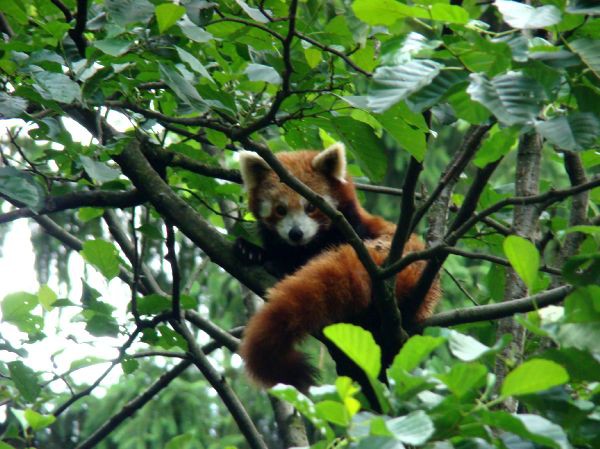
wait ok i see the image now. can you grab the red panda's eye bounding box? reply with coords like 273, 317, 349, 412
275, 205, 287, 216
305, 203, 316, 213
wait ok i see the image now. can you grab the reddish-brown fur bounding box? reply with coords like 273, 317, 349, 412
239, 150, 441, 391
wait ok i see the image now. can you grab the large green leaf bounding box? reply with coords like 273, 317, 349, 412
407, 70, 468, 112
8, 361, 40, 403
503, 235, 540, 290
536, 113, 600, 151
244, 63, 282, 85
327, 116, 387, 182
481, 411, 567, 449
0, 92, 28, 118
474, 125, 519, 167
438, 362, 488, 398
448, 330, 492, 361
1, 292, 42, 334
390, 335, 445, 372
495, 0, 562, 29
323, 323, 381, 379
105, 0, 154, 26
24, 409, 56, 431
386, 411, 434, 445
377, 103, 427, 161
93, 39, 132, 57
352, 0, 428, 26
0, 167, 45, 211
79, 156, 121, 183
33, 72, 81, 104
501, 359, 569, 397
159, 64, 208, 111
80, 239, 121, 280
155, 3, 186, 33
368, 60, 443, 113
467, 72, 543, 125
570, 39, 600, 78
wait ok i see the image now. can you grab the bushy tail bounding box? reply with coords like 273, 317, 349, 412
239, 236, 442, 390
239, 244, 374, 391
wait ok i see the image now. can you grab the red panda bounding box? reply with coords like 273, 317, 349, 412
238, 144, 441, 392
237, 143, 392, 275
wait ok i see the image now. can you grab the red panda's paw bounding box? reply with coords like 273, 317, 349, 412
234, 237, 266, 265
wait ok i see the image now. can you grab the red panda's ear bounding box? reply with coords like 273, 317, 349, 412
239, 151, 271, 190
312, 142, 347, 182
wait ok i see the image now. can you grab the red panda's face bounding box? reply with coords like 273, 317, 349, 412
239, 144, 353, 246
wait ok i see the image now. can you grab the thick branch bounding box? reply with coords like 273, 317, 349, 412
0, 189, 143, 224
421, 285, 572, 328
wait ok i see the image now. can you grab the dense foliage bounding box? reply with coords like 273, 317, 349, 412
0, 0, 599, 448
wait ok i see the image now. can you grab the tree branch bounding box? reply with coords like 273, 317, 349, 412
171, 320, 268, 449
421, 285, 572, 328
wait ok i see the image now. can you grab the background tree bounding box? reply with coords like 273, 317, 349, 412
0, 0, 599, 448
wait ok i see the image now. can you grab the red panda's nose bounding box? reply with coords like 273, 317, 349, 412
288, 227, 304, 242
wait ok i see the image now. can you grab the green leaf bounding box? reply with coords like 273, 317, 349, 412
137, 294, 171, 315
480, 411, 566, 449
105, 0, 154, 26
391, 335, 445, 372
386, 410, 434, 445
165, 434, 193, 449
8, 361, 40, 402
406, 70, 468, 112
94, 39, 132, 57
176, 47, 214, 82
235, 0, 270, 23
0, 167, 45, 211
569, 39, 600, 78
438, 362, 488, 398
0, 442, 17, 449
159, 64, 208, 111
37, 285, 57, 311
352, 0, 428, 26
567, 0, 600, 15
79, 156, 121, 183
536, 113, 600, 151
0, 0, 27, 24
156, 3, 186, 33
78, 207, 105, 222
503, 235, 540, 290
85, 314, 120, 337
178, 17, 213, 43
515, 414, 570, 449
368, 60, 443, 113
244, 63, 282, 85
377, 103, 427, 161
315, 400, 349, 426
24, 409, 56, 431
33, 72, 81, 104
323, 323, 381, 379
474, 125, 519, 167
327, 117, 387, 182
1, 292, 43, 334
467, 72, 544, 125
501, 359, 569, 397
269, 386, 334, 439
430, 4, 470, 24
0, 92, 28, 118
80, 239, 120, 280
121, 358, 140, 374
448, 330, 492, 361
495, 0, 562, 29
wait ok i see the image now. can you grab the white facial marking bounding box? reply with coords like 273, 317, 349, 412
276, 211, 319, 245
258, 200, 272, 218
